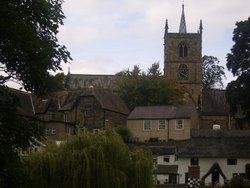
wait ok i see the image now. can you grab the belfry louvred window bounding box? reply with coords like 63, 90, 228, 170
179, 43, 188, 57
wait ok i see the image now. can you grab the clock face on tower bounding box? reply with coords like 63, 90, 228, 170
178, 64, 189, 80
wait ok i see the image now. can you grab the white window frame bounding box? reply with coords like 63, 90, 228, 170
51, 128, 56, 135
64, 112, 70, 122
175, 119, 184, 130
163, 156, 170, 163
158, 120, 166, 130
45, 128, 50, 135
143, 120, 152, 131
227, 158, 237, 165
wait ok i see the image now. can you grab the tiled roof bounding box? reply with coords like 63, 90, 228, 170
127, 105, 194, 120
178, 129, 250, 158
201, 89, 230, 116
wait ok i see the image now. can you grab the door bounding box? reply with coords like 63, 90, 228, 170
212, 169, 219, 185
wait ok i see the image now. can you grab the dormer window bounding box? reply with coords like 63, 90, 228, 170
179, 43, 188, 57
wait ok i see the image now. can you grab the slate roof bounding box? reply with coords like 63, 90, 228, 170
127, 105, 194, 120
65, 74, 117, 90
178, 129, 250, 158
201, 89, 230, 116
154, 165, 178, 174
148, 146, 176, 155
33, 88, 129, 115
7, 88, 35, 117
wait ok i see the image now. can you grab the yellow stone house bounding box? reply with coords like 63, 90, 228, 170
127, 105, 199, 141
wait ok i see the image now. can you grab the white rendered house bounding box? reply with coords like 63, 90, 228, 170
177, 130, 250, 186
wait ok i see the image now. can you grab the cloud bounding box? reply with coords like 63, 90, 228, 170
57, 0, 250, 85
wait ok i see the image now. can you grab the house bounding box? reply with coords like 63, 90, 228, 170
34, 88, 130, 141
177, 129, 250, 186
127, 105, 199, 142
150, 146, 179, 185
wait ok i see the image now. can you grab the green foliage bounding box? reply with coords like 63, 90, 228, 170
0, 0, 72, 96
226, 17, 250, 118
202, 55, 226, 89
229, 177, 250, 188
0, 86, 43, 187
115, 63, 184, 110
0, 1, 70, 186
51, 72, 66, 91
20, 129, 153, 188
115, 126, 133, 143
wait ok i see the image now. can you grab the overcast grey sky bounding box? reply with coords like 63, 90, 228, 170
57, 0, 250, 86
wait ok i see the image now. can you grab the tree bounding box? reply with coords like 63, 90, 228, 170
226, 17, 250, 118
0, 0, 71, 186
20, 130, 153, 188
202, 55, 226, 89
0, 86, 43, 187
0, 0, 72, 95
115, 63, 184, 110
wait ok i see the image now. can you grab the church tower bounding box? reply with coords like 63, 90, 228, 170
164, 4, 203, 106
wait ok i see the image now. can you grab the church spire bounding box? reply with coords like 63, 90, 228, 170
179, 4, 187, 33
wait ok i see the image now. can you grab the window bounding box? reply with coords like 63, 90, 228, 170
153, 157, 157, 167
158, 120, 166, 130
163, 156, 170, 163
45, 128, 50, 135
49, 113, 55, 120
179, 43, 188, 57
143, 120, 151, 131
84, 105, 93, 117
93, 129, 99, 133
227, 158, 237, 165
64, 113, 70, 122
191, 157, 199, 166
175, 119, 184, 130
79, 126, 87, 132
51, 128, 56, 135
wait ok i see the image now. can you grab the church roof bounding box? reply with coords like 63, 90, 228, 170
65, 73, 117, 90
201, 89, 230, 116
179, 4, 187, 33
127, 105, 194, 120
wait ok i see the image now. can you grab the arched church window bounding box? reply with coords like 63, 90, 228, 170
179, 43, 188, 57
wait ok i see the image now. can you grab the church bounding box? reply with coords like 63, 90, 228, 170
31, 4, 250, 186
64, 4, 246, 131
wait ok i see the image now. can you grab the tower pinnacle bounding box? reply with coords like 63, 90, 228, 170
164, 19, 168, 38
179, 4, 187, 33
